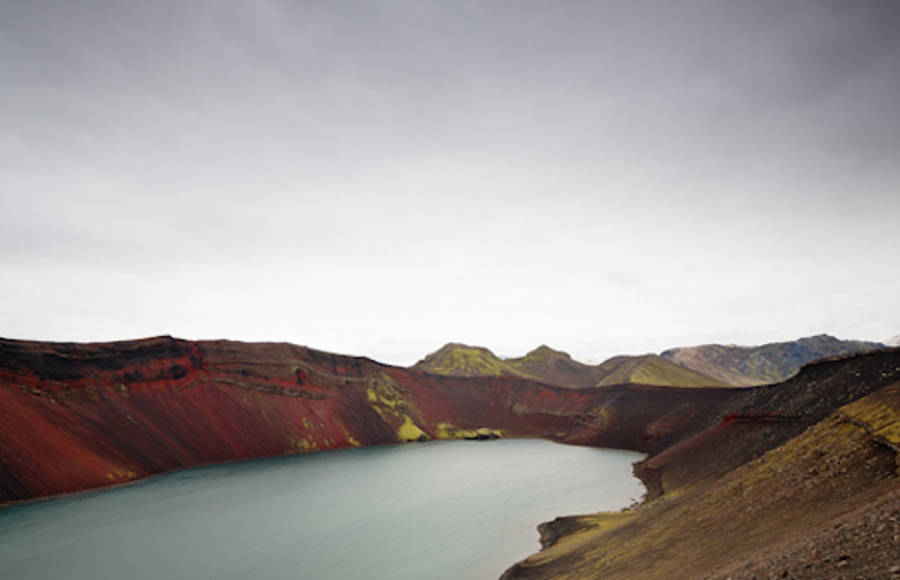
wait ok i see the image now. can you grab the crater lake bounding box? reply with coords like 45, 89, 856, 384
0, 439, 644, 579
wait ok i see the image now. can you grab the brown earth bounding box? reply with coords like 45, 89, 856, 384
501, 364, 900, 579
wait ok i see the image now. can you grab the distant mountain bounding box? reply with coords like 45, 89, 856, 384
502, 345, 605, 388
412, 343, 728, 388
886, 334, 900, 347
411, 343, 587, 386
592, 354, 731, 387
660, 334, 886, 386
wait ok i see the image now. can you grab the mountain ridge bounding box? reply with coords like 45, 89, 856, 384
661, 333, 886, 385
413, 342, 729, 388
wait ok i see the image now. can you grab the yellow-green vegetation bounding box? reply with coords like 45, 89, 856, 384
105, 468, 137, 482
840, 381, 900, 447
414, 343, 727, 388
365, 375, 408, 408
397, 416, 427, 441
435, 423, 504, 440
366, 374, 430, 443
286, 436, 317, 452
413, 343, 534, 379
517, 345, 558, 364
595, 355, 730, 387
731, 418, 862, 488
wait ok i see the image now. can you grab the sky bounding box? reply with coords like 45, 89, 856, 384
2, 1, 899, 366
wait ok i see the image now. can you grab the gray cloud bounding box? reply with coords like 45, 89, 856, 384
2, 1, 899, 364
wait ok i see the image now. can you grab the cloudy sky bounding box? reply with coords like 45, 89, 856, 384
2, 1, 898, 365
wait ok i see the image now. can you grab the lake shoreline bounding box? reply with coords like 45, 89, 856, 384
0, 438, 645, 580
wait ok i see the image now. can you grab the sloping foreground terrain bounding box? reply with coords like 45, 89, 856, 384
661, 333, 885, 386
502, 350, 900, 579
414, 342, 728, 388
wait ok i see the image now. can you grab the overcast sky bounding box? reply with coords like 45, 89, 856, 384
2, 1, 898, 365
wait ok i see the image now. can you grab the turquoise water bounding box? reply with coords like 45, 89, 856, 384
0, 439, 643, 580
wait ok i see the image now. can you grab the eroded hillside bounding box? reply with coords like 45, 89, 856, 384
502, 352, 900, 579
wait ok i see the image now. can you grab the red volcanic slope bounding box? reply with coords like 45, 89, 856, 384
2, 337, 899, 504
0, 336, 729, 503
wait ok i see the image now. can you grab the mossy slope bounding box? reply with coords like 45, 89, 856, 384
594, 354, 730, 387
411, 343, 538, 380
413, 344, 727, 388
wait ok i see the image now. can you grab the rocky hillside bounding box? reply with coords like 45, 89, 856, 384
414, 343, 727, 388
502, 348, 900, 579
661, 334, 885, 386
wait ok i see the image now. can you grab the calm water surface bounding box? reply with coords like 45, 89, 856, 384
0, 439, 643, 580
